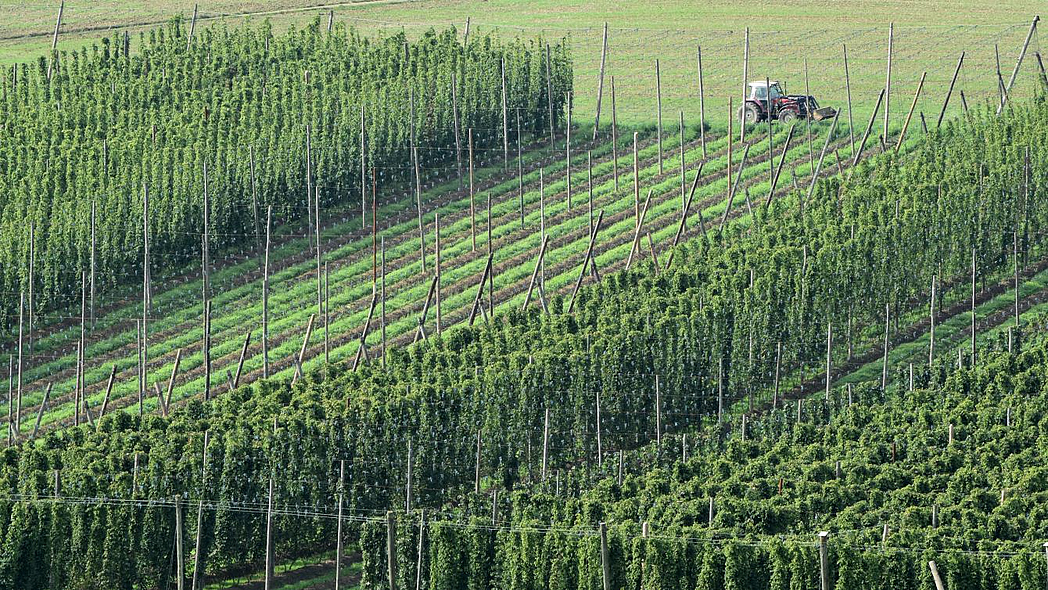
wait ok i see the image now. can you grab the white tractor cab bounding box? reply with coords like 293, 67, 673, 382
740, 80, 836, 124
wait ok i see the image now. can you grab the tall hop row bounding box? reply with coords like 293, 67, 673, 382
0, 99, 1046, 589
0, 17, 572, 328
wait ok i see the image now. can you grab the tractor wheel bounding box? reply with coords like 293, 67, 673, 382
779, 109, 797, 124
739, 104, 759, 125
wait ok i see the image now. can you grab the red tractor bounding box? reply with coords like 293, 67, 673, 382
738, 81, 836, 124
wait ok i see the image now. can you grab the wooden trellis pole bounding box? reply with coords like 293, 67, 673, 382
334, 460, 346, 589
468, 254, 495, 326
804, 59, 815, 174
626, 190, 654, 269
522, 235, 551, 312
90, 201, 96, 327
971, 247, 977, 365
186, 4, 197, 50
804, 111, 841, 206
46, 1, 64, 80
929, 276, 936, 366
31, 383, 52, 440
354, 291, 379, 370
998, 16, 1040, 115
541, 408, 550, 482
664, 161, 707, 269
568, 211, 605, 313
414, 276, 439, 344
292, 314, 316, 386
142, 181, 150, 410
679, 111, 686, 208
720, 143, 751, 230
937, 53, 964, 128
593, 22, 609, 140
765, 124, 797, 211
656, 59, 663, 173
895, 72, 926, 153
265, 478, 275, 590
853, 90, 886, 167
232, 332, 250, 390
97, 365, 116, 423
381, 236, 387, 366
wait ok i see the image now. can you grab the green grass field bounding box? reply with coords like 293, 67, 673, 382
0, 0, 1042, 124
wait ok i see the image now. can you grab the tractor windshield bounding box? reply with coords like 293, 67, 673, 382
753, 85, 768, 100
769, 84, 783, 99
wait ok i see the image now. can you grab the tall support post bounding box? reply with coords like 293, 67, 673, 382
593, 22, 609, 140
804, 111, 840, 206
191, 432, 209, 590
727, 97, 733, 213
697, 45, 707, 158
853, 90, 886, 167
766, 76, 773, 180
844, 44, 855, 153
263, 206, 271, 378
469, 128, 476, 251
895, 72, 926, 153
882, 303, 890, 389
998, 16, 1040, 115
599, 522, 611, 590
386, 512, 397, 590
611, 76, 619, 191
264, 477, 274, 590
186, 3, 197, 50
929, 561, 946, 590
656, 59, 664, 173
937, 53, 964, 128
175, 495, 185, 590
46, 1, 64, 81
740, 27, 749, 142
818, 532, 830, 590
334, 460, 345, 590
884, 23, 894, 140
501, 56, 509, 168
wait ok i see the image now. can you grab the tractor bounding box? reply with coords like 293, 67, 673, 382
738, 81, 836, 125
